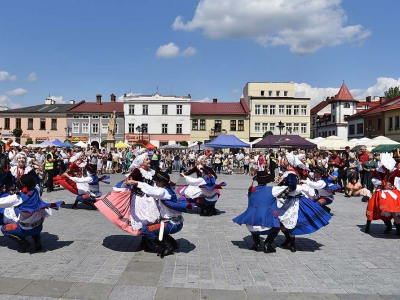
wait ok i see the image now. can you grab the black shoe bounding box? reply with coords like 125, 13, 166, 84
281, 230, 291, 247
383, 220, 393, 234
395, 223, 400, 236
290, 236, 296, 252
365, 220, 371, 234
71, 200, 79, 210
264, 244, 276, 253
32, 234, 42, 251
250, 234, 260, 251
166, 235, 179, 252
8, 235, 31, 253
140, 236, 152, 252
322, 206, 331, 214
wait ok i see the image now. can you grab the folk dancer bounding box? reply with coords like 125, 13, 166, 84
0, 174, 64, 252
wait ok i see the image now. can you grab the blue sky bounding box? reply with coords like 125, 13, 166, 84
1, 0, 400, 109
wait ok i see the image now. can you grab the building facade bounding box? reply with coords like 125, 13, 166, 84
123, 92, 191, 147
243, 82, 310, 140
190, 98, 250, 144
66, 94, 124, 145
0, 98, 76, 145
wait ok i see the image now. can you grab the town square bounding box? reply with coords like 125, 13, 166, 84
1, 1, 400, 299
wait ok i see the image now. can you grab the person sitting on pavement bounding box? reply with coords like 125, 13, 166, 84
345, 176, 362, 197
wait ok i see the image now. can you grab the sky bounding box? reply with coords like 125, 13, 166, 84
1, 0, 400, 109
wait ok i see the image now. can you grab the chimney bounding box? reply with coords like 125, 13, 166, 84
331, 96, 335, 99
326, 97, 329, 101
51, 99, 55, 105
110, 93, 116, 102
380, 96, 386, 104
188, 94, 191, 98
96, 94, 102, 105
45, 98, 52, 105
124, 93, 127, 98
366, 96, 371, 102
213, 98, 218, 103
70, 100, 75, 105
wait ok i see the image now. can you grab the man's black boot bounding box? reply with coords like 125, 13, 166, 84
383, 220, 393, 234
140, 236, 152, 252
395, 223, 400, 236
281, 230, 291, 247
32, 234, 42, 251
71, 200, 79, 210
264, 229, 279, 253
249, 234, 260, 251
8, 234, 31, 253
166, 235, 179, 252
365, 220, 371, 234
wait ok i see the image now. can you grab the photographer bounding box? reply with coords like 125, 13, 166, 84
326, 165, 338, 185
45, 146, 62, 193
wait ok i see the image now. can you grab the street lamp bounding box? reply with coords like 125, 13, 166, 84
197, 141, 203, 153
277, 121, 285, 135
136, 124, 147, 141
64, 126, 71, 139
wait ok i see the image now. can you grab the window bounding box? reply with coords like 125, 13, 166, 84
200, 119, 206, 131
377, 119, 382, 130
255, 122, 260, 132
312, 117, 315, 125
255, 105, 260, 115
332, 103, 335, 109
40, 118, 46, 130
192, 119, 198, 130
301, 105, 307, 115
141, 124, 148, 133
286, 123, 292, 133
357, 123, 363, 134
301, 123, 307, 134
92, 123, 99, 134
115, 123, 119, 134
284, 91, 288, 97
177, 105, 182, 115
238, 120, 244, 131
262, 105, 268, 115
92, 115, 99, 119
294, 105, 299, 115
276, 91, 280, 97
82, 115, 89, 119
332, 131, 335, 136
230, 120, 236, 131
176, 124, 182, 134
269, 105, 275, 115
214, 120, 222, 132
349, 124, 355, 135
102, 123, 108, 134
396, 116, 400, 129
73, 115, 80, 119
16, 118, 21, 128
129, 105, 135, 115
270, 123, 275, 133
262, 123, 268, 132
329, 131, 332, 136
28, 118, 33, 130
279, 105, 284, 115
389, 117, 393, 129
51, 119, 57, 130
332, 115, 336, 123
261, 90, 265, 96
268, 91, 272, 97
286, 105, 292, 115
72, 123, 79, 133
142, 105, 148, 115
162, 124, 168, 134
162, 105, 168, 115
82, 123, 89, 133
293, 123, 299, 133
102, 115, 109, 119
4, 118, 10, 130
128, 123, 135, 133
345, 102, 350, 108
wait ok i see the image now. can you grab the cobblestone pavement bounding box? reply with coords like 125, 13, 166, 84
0, 172, 399, 299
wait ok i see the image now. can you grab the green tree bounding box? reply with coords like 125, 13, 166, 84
12, 128, 23, 144
26, 139, 33, 145
180, 141, 189, 146
100, 140, 108, 147
263, 131, 273, 138
384, 86, 400, 101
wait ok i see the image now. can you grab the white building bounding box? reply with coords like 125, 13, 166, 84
123, 92, 191, 147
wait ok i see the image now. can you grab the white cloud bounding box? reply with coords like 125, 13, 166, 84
117, 92, 142, 102
295, 77, 400, 107
48, 95, 66, 104
0, 95, 22, 109
194, 97, 211, 102
156, 42, 197, 59
5, 88, 27, 96
172, 0, 371, 55
27, 72, 37, 82
232, 89, 239, 94
0, 71, 17, 81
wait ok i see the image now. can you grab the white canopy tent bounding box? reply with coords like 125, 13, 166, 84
364, 136, 399, 151
75, 141, 88, 148
317, 136, 355, 151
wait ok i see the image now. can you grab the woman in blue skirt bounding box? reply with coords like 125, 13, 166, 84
275, 152, 331, 252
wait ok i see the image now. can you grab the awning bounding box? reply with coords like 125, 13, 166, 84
372, 144, 400, 153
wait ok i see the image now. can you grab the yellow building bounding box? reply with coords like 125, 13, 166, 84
384, 97, 400, 141
243, 82, 311, 140
190, 98, 250, 144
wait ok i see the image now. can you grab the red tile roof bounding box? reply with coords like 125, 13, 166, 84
356, 101, 380, 108
68, 101, 123, 113
311, 100, 330, 115
347, 95, 400, 118
191, 100, 248, 115
334, 83, 355, 101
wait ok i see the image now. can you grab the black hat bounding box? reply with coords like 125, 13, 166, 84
154, 171, 170, 184
86, 165, 95, 173
314, 166, 326, 174
16, 174, 37, 191
202, 165, 213, 174
252, 171, 270, 184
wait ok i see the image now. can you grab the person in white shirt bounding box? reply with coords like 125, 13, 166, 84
235, 150, 245, 174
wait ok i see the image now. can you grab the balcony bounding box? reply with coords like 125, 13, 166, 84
209, 128, 227, 137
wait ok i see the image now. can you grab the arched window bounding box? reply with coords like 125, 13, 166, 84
344, 102, 350, 108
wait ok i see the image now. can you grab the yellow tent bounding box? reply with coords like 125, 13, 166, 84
115, 141, 129, 149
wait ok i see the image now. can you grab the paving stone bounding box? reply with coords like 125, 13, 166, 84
19, 280, 73, 298
63, 282, 114, 300
0, 278, 33, 295
108, 285, 156, 300
154, 287, 200, 300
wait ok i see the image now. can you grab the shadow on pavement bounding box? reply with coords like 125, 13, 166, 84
102, 235, 141, 252
231, 235, 324, 252
61, 203, 97, 210
357, 223, 400, 239
176, 238, 196, 253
